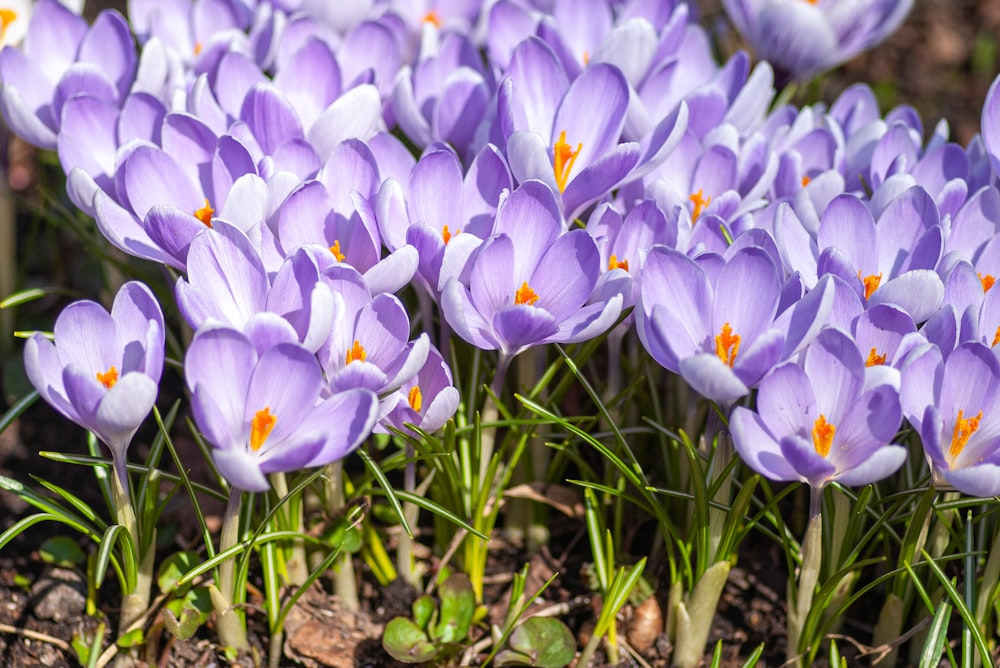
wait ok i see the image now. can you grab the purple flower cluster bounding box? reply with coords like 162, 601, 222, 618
13, 0, 1000, 500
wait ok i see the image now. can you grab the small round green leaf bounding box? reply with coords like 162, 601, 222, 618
383, 617, 439, 663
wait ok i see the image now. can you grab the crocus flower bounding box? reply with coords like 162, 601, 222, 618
441, 180, 624, 364
379, 346, 460, 435
185, 325, 378, 492
731, 328, 906, 487
23, 282, 165, 462
722, 0, 913, 84
901, 341, 1000, 496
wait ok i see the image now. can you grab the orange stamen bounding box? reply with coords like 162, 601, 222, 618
96, 366, 118, 390
250, 407, 276, 452
442, 225, 459, 245
514, 281, 539, 306
0, 9, 16, 41
194, 199, 214, 228
422, 10, 441, 27
993, 327, 1000, 348
949, 409, 982, 461
345, 340, 367, 365
689, 189, 711, 224
980, 273, 995, 293
857, 271, 882, 300
866, 347, 886, 367
553, 130, 582, 193
812, 414, 835, 457
408, 385, 423, 412
330, 240, 346, 262
801, 175, 811, 187
714, 322, 740, 368
608, 254, 629, 272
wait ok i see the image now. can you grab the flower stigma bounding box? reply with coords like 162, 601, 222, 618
0, 9, 16, 41
250, 407, 276, 452
346, 340, 367, 365
330, 240, 346, 262
949, 409, 983, 462
866, 347, 886, 366
857, 271, 882, 300
801, 175, 812, 187
980, 273, 995, 292
442, 225, 459, 245
515, 281, 540, 305
194, 199, 214, 228
408, 385, 423, 412
812, 414, 835, 457
96, 366, 118, 390
993, 326, 1000, 348
553, 130, 582, 193
608, 254, 629, 272
422, 10, 441, 27
689, 189, 711, 224
714, 322, 740, 368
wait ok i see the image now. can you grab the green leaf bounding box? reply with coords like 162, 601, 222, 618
39, 536, 85, 567
918, 601, 951, 668
163, 588, 212, 641
383, 617, 438, 663
433, 573, 475, 644
116, 627, 144, 648
412, 595, 436, 631
505, 617, 575, 668
157, 551, 202, 595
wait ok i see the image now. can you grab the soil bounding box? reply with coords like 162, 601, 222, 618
2, 1, 1000, 667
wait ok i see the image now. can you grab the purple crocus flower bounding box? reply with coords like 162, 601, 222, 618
441, 180, 624, 364
731, 328, 906, 487
23, 282, 165, 462
185, 325, 378, 492
379, 345, 460, 435
722, 0, 913, 84
901, 341, 1000, 496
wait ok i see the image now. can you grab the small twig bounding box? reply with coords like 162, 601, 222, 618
0, 622, 72, 651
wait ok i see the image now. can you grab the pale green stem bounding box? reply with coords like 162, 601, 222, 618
477, 352, 511, 491
506, 349, 549, 550
214, 488, 249, 651
271, 472, 309, 586
325, 460, 360, 611
787, 487, 823, 665
109, 455, 152, 640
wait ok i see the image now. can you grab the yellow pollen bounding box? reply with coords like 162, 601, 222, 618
857, 271, 882, 300
250, 407, 276, 452
801, 175, 811, 187
866, 347, 886, 366
689, 189, 711, 224
514, 281, 540, 306
949, 409, 983, 461
714, 322, 740, 368
194, 199, 214, 228
812, 414, 835, 458
330, 239, 346, 262
608, 254, 629, 272
442, 225, 459, 245
408, 385, 423, 412
345, 340, 367, 365
0, 9, 16, 41
980, 273, 995, 292
194, 41, 203, 56
553, 130, 582, 193
422, 10, 441, 27
582, 50, 590, 65
96, 366, 118, 390
992, 326, 1000, 348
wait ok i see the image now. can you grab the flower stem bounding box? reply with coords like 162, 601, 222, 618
324, 460, 360, 611
787, 487, 823, 665
214, 488, 249, 652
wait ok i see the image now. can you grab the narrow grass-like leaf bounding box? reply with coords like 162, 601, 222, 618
918, 599, 951, 668
389, 490, 487, 540
0, 390, 38, 433
31, 476, 104, 527
93, 524, 126, 589
921, 548, 991, 667
358, 447, 411, 538
740, 643, 764, 667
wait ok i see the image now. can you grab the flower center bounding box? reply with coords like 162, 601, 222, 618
857, 271, 882, 300
689, 189, 711, 224
514, 281, 539, 305
442, 225, 459, 245
0, 9, 17, 41
801, 175, 812, 187
408, 385, 423, 412
714, 322, 740, 368
866, 347, 886, 366
194, 199, 214, 228
949, 409, 983, 462
96, 366, 118, 390
812, 414, 835, 458
553, 130, 582, 193
346, 340, 367, 365
422, 10, 441, 27
250, 407, 276, 452
608, 254, 629, 272
330, 240, 346, 262
980, 273, 995, 292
